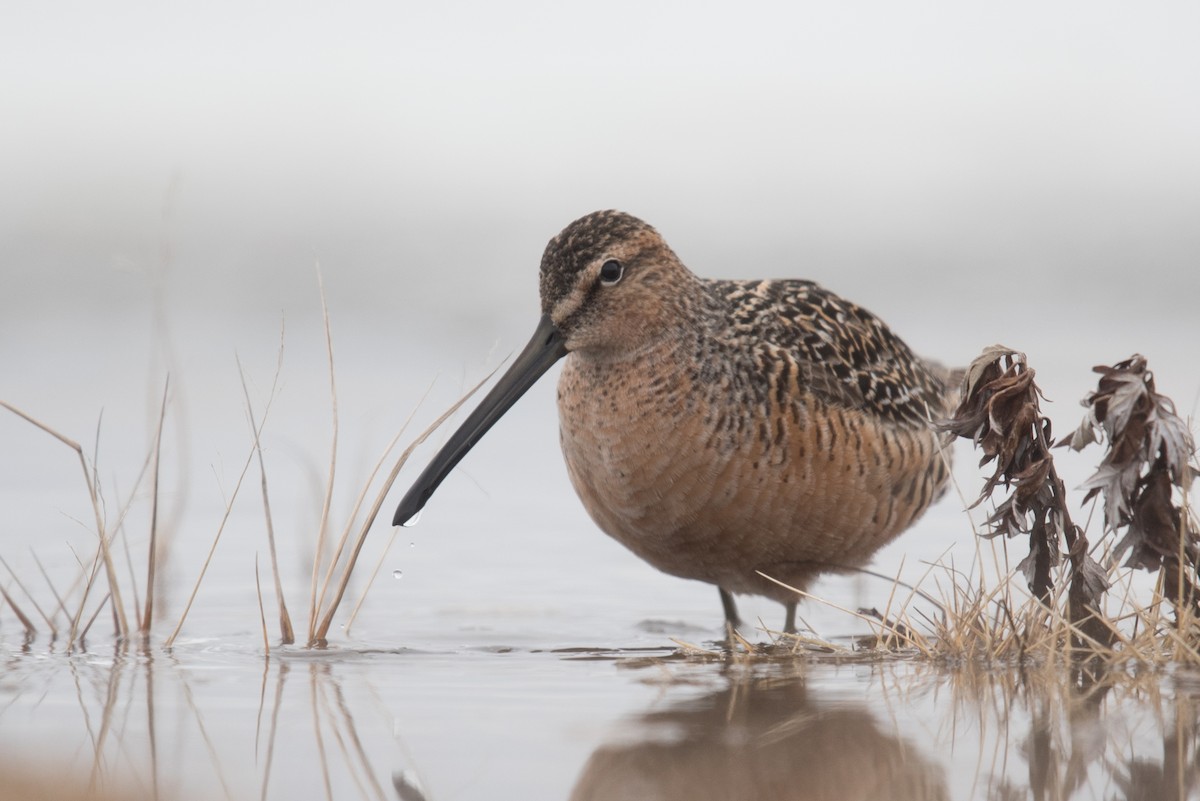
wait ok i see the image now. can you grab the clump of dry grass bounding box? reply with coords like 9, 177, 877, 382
163, 278, 487, 649
1, 387, 169, 650
1, 275, 479, 652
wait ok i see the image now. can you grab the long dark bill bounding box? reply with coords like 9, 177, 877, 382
392, 313, 568, 526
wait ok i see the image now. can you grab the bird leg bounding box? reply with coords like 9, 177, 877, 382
719, 588, 742, 643
783, 601, 798, 635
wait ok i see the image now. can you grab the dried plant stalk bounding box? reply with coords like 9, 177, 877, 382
1064, 355, 1199, 621
141, 376, 170, 634
307, 267, 339, 646
0, 584, 37, 637
0, 555, 56, 635
164, 374, 281, 648
238, 327, 295, 645
939, 346, 1110, 648
309, 372, 494, 645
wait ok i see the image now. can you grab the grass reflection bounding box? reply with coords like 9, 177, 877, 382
1, 646, 1199, 800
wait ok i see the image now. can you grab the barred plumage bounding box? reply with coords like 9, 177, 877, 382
395, 210, 960, 635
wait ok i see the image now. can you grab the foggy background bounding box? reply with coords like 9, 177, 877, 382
6, 2, 1199, 317
2, 1, 1198, 639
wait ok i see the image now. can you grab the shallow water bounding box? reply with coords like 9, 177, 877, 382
5, 634, 1200, 800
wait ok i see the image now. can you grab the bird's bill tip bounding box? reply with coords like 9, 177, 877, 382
390, 313, 568, 527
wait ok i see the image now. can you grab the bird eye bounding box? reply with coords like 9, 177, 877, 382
599, 259, 624, 286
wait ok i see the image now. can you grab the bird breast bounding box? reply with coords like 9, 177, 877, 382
555, 335, 949, 599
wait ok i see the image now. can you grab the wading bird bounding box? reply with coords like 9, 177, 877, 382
393, 211, 958, 635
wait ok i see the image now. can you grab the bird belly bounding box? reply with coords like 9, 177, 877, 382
556, 352, 950, 604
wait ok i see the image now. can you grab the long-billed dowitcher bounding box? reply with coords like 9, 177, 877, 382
394, 210, 958, 635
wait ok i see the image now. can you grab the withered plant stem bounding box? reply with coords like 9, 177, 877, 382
308, 267, 339, 646
31, 550, 71, 624
0, 584, 36, 636
309, 372, 494, 645
255, 554, 270, 655
329, 380, 436, 636
164, 404, 274, 648
330, 390, 431, 637
77, 592, 111, 643
238, 325, 294, 644
105, 443, 158, 627
142, 375, 170, 634
0, 554, 56, 635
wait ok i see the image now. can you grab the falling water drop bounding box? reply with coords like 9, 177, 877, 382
401, 510, 423, 528
392, 569, 403, 580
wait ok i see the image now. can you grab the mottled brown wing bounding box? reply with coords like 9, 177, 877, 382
710, 279, 952, 427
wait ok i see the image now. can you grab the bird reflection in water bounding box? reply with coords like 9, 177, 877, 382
569, 669, 948, 801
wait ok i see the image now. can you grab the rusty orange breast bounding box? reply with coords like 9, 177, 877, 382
556, 335, 951, 603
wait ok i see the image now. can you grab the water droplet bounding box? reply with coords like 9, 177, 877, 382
409, 541, 415, 548
392, 569, 403, 580
401, 510, 422, 528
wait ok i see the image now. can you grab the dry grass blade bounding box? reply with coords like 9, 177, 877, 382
0, 583, 37, 637
309, 370, 498, 645
141, 376, 170, 634
255, 554, 270, 655
238, 326, 294, 645
0, 555, 57, 635
669, 638, 724, 657
164, 384, 280, 648
31, 550, 72, 624
77, 593, 111, 644
308, 267, 340, 646
756, 570, 932, 654
118, 502, 144, 629
72, 537, 119, 647
343, 525, 402, 636
340, 382, 436, 634
104, 445, 158, 628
